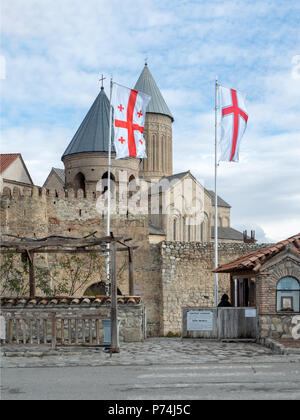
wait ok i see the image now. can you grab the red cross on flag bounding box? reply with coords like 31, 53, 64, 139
112, 83, 151, 159
219, 86, 248, 162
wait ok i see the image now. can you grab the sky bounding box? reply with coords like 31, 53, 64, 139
1, 0, 300, 243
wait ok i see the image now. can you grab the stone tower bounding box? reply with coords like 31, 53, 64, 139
134, 64, 174, 181
61, 87, 140, 197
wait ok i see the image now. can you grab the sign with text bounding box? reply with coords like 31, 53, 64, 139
187, 310, 214, 331
245, 309, 256, 318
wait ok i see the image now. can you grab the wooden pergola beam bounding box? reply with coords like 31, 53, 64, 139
0, 246, 138, 254
0, 232, 139, 355
0, 234, 138, 300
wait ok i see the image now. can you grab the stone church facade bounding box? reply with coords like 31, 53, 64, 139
0, 65, 261, 336
43, 64, 244, 245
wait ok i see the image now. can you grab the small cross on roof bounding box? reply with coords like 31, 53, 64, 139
99, 74, 106, 90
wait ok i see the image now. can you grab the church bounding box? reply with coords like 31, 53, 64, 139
1, 65, 257, 337
43, 64, 245, 244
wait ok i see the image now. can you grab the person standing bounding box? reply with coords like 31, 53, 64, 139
218, 294, 232, 307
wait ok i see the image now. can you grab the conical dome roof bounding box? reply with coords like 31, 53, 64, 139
62, 88, 114, 159
134, 65, 174, 121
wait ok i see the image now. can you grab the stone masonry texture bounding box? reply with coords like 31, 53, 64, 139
0, 186, 265, 338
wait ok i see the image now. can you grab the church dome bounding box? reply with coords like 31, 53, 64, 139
134, 64, 174, 122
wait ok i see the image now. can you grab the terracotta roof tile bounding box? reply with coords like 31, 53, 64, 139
214, 233, 300, 273
0, 296, 141, 307
0, 153, 20, 174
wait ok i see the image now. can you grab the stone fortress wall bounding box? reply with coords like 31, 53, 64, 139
0, 184, 162, 337
0, 185, 264, 337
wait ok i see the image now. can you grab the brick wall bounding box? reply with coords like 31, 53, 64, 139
257, 257, 300, 315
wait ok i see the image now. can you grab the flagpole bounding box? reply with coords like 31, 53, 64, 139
106, 76, 113, 296
214, 76, 219, 307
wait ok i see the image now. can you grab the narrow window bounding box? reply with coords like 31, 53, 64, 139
74, 172, 86, 196
152, 135, 156, 170
173, 219, 177, 241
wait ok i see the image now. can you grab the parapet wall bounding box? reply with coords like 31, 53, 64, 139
1, 296, 145, 343
0, 185, 148, 238
1, 185, 97, 201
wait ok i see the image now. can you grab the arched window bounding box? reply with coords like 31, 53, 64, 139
84, 282, 122, 296
74, 172, 85, 195
276, 276, 300, 312
101, 172, 116, 195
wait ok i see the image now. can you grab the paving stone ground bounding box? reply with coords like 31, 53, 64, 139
2, 338, 300, 369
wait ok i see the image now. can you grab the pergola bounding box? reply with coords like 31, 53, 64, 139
0, 232, 138, 352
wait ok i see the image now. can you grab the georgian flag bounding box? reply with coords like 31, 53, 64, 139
112, 83, 151, 159
219, 86, 248, 162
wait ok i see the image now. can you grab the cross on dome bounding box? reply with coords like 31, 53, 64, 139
99, 74, 106, 90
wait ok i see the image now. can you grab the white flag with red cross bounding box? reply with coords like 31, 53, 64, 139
219, 86, 248, 162
112, 83, 151, 159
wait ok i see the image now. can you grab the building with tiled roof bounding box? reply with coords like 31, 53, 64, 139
206, 189, 231, 208
43, 167, 65, 191
215, 233, 300, 274
211, 226, 245, 242
213, 233, 300, 340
